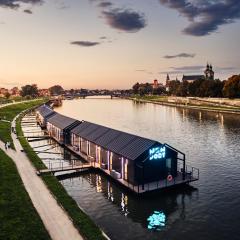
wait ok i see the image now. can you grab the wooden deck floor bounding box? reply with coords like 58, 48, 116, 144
38, 164, 91, 175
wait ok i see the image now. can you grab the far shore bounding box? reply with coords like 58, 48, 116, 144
128, 96, 240, 115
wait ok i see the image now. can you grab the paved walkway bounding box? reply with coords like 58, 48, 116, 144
0, 117, 83, 240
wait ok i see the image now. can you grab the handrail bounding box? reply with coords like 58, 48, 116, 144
164, 143, 185, 156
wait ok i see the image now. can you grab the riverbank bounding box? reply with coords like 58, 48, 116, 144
0, 149, 51, 240
0, 99, 47, 149
16, 111, 107, 240
129, 95, 240, 115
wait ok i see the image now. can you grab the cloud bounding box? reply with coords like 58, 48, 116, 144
160, 71, 183, 75
98, 1, 112, 8
0, 0, 43, 9
102, 8, 146, 32
23, 9, 32, 14
160, 65, 205, 75
163, 53, 196, 59
70, 41, 101, 47
171, 65, 205, 71
99, 36, 107, 39
160, 65, 239, 75
136, 69, 153, 74
159, 0, 240, 36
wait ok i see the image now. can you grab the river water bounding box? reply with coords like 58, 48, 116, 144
29, 97, 240, 240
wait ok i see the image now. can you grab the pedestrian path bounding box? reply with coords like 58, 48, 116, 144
0, 117, 83, 240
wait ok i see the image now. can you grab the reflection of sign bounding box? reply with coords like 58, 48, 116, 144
147, 211, 166, 230
149, 146, 166, 160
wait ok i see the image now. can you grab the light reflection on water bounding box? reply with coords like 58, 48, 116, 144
58, 171, 198, 240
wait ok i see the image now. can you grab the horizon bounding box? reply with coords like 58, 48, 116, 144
1, 0, 240, 89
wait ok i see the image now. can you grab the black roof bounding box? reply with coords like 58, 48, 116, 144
119, 137, 157, 161
72, 121, 110, 142
48, 113, 80, 130
36, 105, 56, 118
182, 75, 204, 81
71, 121, 159, 161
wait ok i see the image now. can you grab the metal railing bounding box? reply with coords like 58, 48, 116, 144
44, 159, 90, 171
123, 165, 199, 194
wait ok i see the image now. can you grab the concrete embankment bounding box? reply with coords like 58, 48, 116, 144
129, 97, 240, 115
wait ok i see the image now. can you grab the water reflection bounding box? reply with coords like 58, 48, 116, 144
59, 172, 197, 239
147, 211, 166, 230
177, 108, 240, 129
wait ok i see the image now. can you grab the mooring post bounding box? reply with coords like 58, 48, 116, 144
183, 153, 186, 180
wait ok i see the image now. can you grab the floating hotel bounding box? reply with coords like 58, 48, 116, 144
35, 105, 199, 194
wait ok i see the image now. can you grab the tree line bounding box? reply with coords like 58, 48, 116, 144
132, 75, 240, 98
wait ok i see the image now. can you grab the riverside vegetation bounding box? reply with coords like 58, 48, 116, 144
0, 100, 47, 148
0, 149, 51, 240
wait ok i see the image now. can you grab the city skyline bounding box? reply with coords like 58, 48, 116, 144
1, 0, 240, 89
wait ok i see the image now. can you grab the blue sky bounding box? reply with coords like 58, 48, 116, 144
0, 0, 240, 89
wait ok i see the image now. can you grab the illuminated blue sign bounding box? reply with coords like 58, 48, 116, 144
147, 211, 166, 230
149, 146, 166, 160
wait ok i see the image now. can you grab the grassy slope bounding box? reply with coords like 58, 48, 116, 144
0, 100, 46, 149
0, 121, 13, 148
0, 149, 50, 240
16, 116, 106, 240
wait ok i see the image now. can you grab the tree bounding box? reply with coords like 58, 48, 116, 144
223, 75, 240, 98
168, 80, 180, 95
4, 92, 10, 99
132, 82, 140, 94
177, 80, 189, 96
145, 83, 153, 94
49, 85, 64, 95
153, 86, 166, 95
21, 84, 39, 98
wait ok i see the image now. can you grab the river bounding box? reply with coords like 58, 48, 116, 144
26, 97, 240, 240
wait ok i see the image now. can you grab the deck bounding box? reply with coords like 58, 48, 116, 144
48, 145, 199, 194
37, 163, 92, 175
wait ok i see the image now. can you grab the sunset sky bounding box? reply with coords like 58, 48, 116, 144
1, 0, 240, 89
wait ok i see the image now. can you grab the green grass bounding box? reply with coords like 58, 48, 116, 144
16, 114, 106, 240
0, 99, 47, 149
132, 94, 168, 102
0, 100, 46, 121
0, 149, 50, 240
0, 121, 14, 149
16, 119, 47, 170
42, 175, 106, 240
131, 95, 240, 112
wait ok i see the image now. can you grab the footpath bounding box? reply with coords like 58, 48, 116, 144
0, 116, 83, 240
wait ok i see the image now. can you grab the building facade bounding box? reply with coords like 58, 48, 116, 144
70, 121, 181, 185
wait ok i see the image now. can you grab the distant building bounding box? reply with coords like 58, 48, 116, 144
165, 74, 179, 91
139, 79, 163, 90
182, 64, 214, 83
182, 75, 205, 83
204, 63, 214, 80
152, 79, 160, 89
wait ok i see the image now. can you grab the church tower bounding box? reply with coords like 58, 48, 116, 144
166, 74, 170, 92
205, 63, 214, 80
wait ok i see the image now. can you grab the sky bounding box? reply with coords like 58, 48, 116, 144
0, 0, 240, 89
